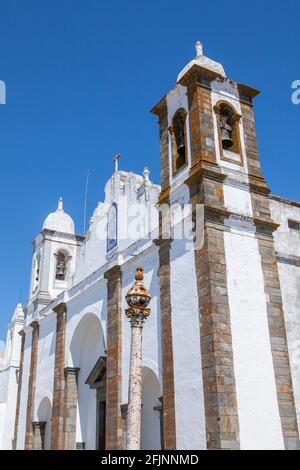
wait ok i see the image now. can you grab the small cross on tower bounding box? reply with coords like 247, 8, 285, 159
113, 152, 121, 172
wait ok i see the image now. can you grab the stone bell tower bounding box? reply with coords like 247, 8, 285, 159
27, 198, 83, 319
152, 42, 300, 450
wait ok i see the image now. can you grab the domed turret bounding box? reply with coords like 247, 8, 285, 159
177, 41, 226, 83
43, 197, 75, 234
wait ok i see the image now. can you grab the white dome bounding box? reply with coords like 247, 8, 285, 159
43, 197, 75, 234
177, 41, 226, 83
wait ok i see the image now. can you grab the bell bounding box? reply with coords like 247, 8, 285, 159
56, 261, 66, 280
221, 128, 233, 150
176, 127, 186, 170
176, 125, 185, 154
220, 112, 233, 150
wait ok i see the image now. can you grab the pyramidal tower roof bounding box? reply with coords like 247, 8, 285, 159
177, 41, 226, 83
12, 303, 24, 322
42, 197, 75, 234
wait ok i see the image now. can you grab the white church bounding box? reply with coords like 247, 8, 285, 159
1, 42, 300, 450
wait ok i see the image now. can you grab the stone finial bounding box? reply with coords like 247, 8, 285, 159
57, 197, 63, 211
113, 152, 121, 172
125, 267, 151, 317
143, 167, 150, 184
195, 40, 203, 58
135, 266, 144, 281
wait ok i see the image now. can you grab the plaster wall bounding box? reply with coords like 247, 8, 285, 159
16, 331, 32, 449
224, 228, 284, 449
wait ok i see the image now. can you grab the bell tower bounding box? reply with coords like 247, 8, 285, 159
27, 198, 84, 319
152, 43, 300, 450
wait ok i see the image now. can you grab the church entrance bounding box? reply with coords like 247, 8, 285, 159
85, 356, 107, 450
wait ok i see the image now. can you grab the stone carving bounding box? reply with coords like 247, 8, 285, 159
125, 267, 151, 450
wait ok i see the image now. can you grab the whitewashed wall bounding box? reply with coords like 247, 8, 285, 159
224, 228, 284, 449
270, 198, 300, 432
16, 331, 32, 449
66, 279, 107, 449
169, 183, 206, 450
34, 314, 56, 431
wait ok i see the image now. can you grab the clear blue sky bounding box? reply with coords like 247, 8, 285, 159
0, 0, 299, 343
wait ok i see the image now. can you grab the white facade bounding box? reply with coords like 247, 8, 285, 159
1, 42, 300, 451
0, 304, 24, 449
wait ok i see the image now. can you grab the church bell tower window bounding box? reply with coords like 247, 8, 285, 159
214, 101, 242, 164
169, 109, 188, 175
55, 251, 68, 281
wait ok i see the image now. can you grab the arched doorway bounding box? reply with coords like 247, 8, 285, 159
141, 367, 162, 450
36, 396, 52, 450
69, 313, 105, 450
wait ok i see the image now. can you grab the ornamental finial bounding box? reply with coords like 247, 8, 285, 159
195, 40, 203, 58
143, 167, 150, 183
57, 197, 63, 211
113, 152, 121, 172
135, 266, 144, 281
125, 266, 151, 311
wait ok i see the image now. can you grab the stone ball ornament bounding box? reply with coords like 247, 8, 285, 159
125, 267, 151, 321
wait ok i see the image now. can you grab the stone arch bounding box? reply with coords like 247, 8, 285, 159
54, 248, 71, 281
213, 100, 242, 157
141, 366, 162, 450
69, 313, 106, 450
169, 107, 188, 175
36, 395, 52, 450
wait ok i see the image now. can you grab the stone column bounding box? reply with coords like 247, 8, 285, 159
13, 329, 26, 449
125, 267, 151, 450
32, 421, 46, 450
25, 321, 39, 450
64, 367, 80, 450
51, 302, 67, 450
104, 265, 123, 450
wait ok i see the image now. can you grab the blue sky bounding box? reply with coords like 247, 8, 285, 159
0, 0, 299, 343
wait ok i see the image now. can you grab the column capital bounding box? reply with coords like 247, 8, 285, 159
53, 302, 67, 315
64, 367, 80, 379
29, 321, 39, 331
104, 264, 122, 281
125, 308, 151, 328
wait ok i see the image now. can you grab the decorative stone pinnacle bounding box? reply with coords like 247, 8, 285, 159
135, 266, 144, 281
57, 197, 63, 211
195, 40, 203, 58
143, 167, 150, 183
125, 267, 151, 322
113, 152, 121, 172
125, 267, 152, 449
